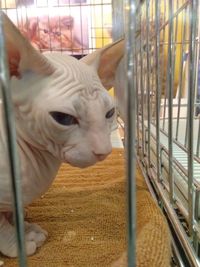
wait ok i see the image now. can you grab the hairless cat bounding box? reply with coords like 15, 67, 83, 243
0, 12, 124, 257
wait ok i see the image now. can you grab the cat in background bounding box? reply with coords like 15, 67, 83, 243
19, 15, 85, 52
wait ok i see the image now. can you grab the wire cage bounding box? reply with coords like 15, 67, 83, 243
1, 0, 200, 266
131, 0, 200, 266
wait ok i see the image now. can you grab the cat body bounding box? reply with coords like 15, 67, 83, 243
0, 12, 124, 257
0, 53, 114, 257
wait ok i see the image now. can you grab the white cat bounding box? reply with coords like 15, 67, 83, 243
0, 12, 124, 257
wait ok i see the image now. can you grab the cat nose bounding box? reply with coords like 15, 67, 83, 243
91, 133, 112, 161
93, 146, 112, 161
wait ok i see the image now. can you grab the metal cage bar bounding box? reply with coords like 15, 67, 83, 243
154, 0, 161, 182
167, 0, 175, 203
187, 0, 198, 235
146, 0, 151, 168
0, 11, 27, 267
125, 0, 138, 266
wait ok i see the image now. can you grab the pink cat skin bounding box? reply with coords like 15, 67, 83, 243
0, 12, 124, 257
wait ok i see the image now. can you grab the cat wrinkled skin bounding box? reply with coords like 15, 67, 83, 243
0, 12, 125, 257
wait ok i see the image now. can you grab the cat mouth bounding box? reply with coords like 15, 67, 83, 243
68, 161, 94, 168
62, 151, 97, 168
63, 158, 96, 168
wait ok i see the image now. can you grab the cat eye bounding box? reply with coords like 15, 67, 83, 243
106, 108, 115, 119
50, 111, 78, 126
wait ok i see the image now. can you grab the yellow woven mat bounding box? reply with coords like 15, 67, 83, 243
2, 148, 171, 267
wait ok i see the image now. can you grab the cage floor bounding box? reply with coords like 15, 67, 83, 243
157, 118, 200, 154
148, 121, 200, 180
1, 149, 171, 267
2, 149, 126, 267
145, 120, 200, 212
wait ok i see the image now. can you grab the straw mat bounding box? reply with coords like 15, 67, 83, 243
2, 148, 171, 267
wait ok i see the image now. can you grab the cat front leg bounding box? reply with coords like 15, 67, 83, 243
0, 212, 36, 257
0, 213, 47, 257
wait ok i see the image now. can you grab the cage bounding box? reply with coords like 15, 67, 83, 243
0, 0, 200, 266
132, 1, 200, 266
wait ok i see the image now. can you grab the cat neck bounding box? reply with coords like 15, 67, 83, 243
16, 123, 61, 201
0, 102, 61, 203
15, 120, 59, 162
16, 121, 61, 169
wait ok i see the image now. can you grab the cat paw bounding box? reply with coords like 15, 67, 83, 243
7, 240, 37, 258
25, 221, 48, 248
0, 215, 48, 257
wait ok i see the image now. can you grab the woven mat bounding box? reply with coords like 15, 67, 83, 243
2, 148, 171, 267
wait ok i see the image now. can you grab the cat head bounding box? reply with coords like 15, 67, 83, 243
2, 12, 124, 168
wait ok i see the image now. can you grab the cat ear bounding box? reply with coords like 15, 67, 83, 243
80, 39, 124, 90
1, 12, 55, 77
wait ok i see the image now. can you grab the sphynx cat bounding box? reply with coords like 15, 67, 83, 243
0, 12, 124, 257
